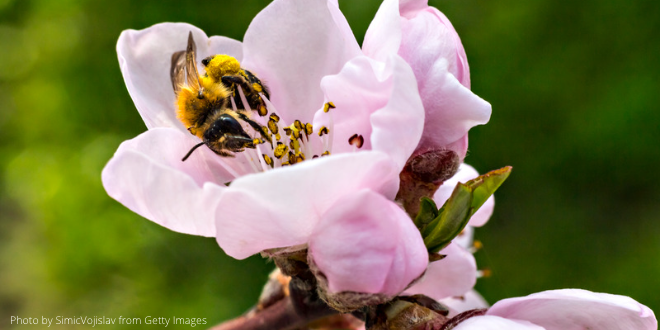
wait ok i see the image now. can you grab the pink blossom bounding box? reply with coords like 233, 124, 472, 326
454, 289, 657, 330
362, 0, 492, 160
402, 164, 493, 301
103, 0, 435, 297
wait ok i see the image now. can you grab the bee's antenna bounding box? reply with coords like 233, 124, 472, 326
182, 142, 206, 162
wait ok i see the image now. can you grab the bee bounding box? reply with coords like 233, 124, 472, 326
200, 54, 270, 117
171, 32, 268, 161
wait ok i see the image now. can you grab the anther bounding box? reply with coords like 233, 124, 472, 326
304, 123, 313, 135
321, 151, 330, 156
477, 268, 492, 278
323, 102, 335, 113
262, 154, 274, 168
348, 134, 364, 148
269, 113, 280, 122
293, 120, 302, 130
318, 126, 329, 136
268, 118, 279, 135
274, 142, 288, 159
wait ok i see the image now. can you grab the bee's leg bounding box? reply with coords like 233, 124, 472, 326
222, 75, 268, 116
236, 112, 270, 143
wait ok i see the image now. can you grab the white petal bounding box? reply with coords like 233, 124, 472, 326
117, 23, 242, 131
102, 128, 232, 236
242, 0, 360, 124
487, 289, 657, 330
454, 315, 545, 330
215, 151, 400, 259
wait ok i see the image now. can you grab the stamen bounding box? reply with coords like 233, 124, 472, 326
273, 142, 288, 159
477, 268, 492, 279
230, 95, 238, 112
237, 85, 252, 113
268, 118, 279, 135
262, 153, 274, 168
293, 120, 303, 131
242, 150, 260, 173
467, 240, 484, 254
323, 101, 335, 113
349, 134, 364, 148
269, 113, 280, 123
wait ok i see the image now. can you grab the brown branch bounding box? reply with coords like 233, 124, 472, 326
209, 274, 339, 330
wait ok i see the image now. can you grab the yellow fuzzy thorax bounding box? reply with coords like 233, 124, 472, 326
176, 78, 229, 139
205, 55, 240, 82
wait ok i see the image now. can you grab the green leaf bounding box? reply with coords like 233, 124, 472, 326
465, 166, 512, 218
421, 166, 512, 253
422, 183, 473, 253
414, 197, 439, 229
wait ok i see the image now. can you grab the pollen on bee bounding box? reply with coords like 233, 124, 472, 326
206, 55, 241, 81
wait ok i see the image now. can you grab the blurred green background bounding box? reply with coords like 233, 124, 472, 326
1, 0, 658, 328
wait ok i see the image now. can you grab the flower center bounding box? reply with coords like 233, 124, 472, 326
231, 85, 336, 172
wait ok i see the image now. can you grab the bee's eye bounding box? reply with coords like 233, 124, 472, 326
216, 114, 245, 135
201, 56, 213, 66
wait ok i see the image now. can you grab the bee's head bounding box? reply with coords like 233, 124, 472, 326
202, 55, 241, 82
182, 113, 254, 161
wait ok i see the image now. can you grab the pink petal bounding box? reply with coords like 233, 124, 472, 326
117, 23, 243, 131
399, 7, 470, 88
453, 316, 545, 330
215, 151, 400, 259
309, 189, 427, 295
362, 0, 402, 62
453, 225, 474, 253
242, 0, 360, 124
398, 0, 429, 19
315, 54, 424, 170
487, 289, 657, 330
439, 290, 489, 317
405, 243, 477, 300
433, 164, 494, 227
412, 59, 491, 155
102, 128, 234, 236
327, 0, 362, 58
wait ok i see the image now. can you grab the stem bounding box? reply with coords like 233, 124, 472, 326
209, 273, 338, 330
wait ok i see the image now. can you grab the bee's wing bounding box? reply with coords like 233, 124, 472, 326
185, 31, 202, 92
170, 50, 186, 95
